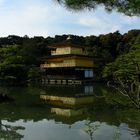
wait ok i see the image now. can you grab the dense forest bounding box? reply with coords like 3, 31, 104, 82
0, 29, 140, 85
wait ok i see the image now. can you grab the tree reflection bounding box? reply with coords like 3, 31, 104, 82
83, 119, 100, 140
125, 127, 140, 140
0, 120, 25, 140
113, 128, 121, 140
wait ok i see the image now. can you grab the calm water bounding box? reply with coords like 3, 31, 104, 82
0, 84, 140, 140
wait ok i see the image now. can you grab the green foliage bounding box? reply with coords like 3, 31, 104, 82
0, 36, 50, 84
103, 35, 140, 109
56, 0, 140, 16
20, 37, 47, 65
0, 45, 27, 82
103, 35, 140, 81
28, 66, 41, 80
101, 85, 131, 107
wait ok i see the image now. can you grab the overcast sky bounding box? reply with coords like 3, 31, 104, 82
0, 0, 140, 37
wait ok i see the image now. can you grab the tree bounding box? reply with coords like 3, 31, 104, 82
118, 30, 140, 54
0, 45, 27, 83
103, 35, 140, 109
56, 0, 140, 16
28, 66, 42, 82
21, 37, 49, 66
103, 34, 140, 81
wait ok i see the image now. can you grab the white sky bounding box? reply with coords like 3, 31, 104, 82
0, 0, 140, 37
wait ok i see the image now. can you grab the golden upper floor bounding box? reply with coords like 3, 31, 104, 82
40, 56, 94, 68
51, 46, 87, 56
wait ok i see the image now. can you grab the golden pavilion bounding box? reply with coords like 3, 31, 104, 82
40, 37, 95, 84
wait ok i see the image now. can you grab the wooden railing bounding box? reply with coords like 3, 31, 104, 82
51, 51, 88, 56
40, 62, 76, 68
51, 51, 70, 55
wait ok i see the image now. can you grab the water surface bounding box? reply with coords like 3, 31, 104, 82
0, 84, 140, 140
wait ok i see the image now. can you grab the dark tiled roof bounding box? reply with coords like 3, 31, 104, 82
44, 54, 94, 60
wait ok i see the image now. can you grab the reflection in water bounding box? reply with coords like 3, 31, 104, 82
83, 119, 100, 140
40, 94, 94, 108
85, 86, 94, 95
51, 107, 87, 117
0, 85, 139, 140
0, 120, 25, 140
112, 128, 121, 140
40, 85, 95, 118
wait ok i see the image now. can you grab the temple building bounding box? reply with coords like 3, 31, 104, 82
40, 37, 96, 84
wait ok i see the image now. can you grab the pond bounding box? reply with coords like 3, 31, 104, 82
0, 84, 140, 140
